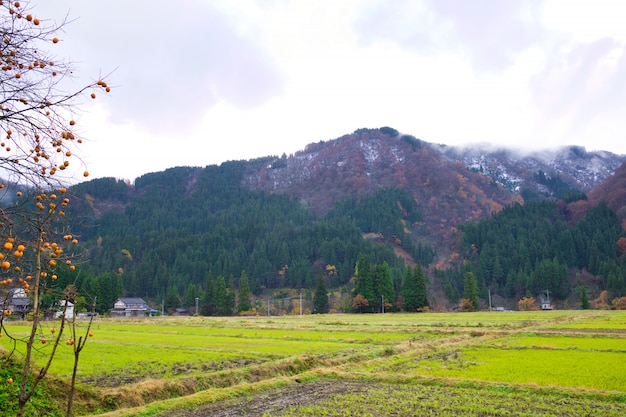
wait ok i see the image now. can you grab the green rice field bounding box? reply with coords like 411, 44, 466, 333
1, 310, 625, 416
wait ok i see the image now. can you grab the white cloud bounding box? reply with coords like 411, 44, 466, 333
29, 0, 626, 183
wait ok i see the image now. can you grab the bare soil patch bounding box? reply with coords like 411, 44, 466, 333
158, 379, 367, 417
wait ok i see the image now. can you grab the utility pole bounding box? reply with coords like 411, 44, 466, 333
488, 288, 492, 311
195, 297, 199, 316
267, 299, 270, 317
382, 295, 385, 314
300, 292, 302, 316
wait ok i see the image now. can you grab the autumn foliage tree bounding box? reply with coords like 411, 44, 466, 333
518, 297, 539, 311
613, 296, 626, 310
0, 2, 109, 416
352, 293, 369, 313
618, 237, 626, 255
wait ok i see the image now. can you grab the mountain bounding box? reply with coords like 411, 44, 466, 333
587, 161, 626, 229
43, 127, 626, 312
243, 128, 519, 253
440, 143, 624, 195
242, 128, 625, 254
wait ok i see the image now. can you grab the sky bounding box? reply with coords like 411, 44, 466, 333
33, 0, 626, 182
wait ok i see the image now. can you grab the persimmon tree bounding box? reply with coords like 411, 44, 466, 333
0, 2, 109, 416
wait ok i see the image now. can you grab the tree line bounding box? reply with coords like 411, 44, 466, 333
61, 166, 433, 313
438, 200, 626, 308
55, 161, 626, 314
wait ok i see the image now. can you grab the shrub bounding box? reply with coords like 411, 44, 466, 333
612, 296, 626, 310
518, 297, 539, 311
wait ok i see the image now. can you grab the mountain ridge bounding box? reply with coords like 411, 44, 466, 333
241, 128, 625, 253
29, 126, 626, 312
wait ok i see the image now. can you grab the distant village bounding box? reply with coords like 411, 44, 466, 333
3, 290, 172, 320
4, 289, 554, 320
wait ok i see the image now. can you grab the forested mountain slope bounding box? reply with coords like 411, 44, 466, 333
50, 127, 626, 312
586, 161, 626, 228
439, 200, 626, 309
66, 163, 432, 311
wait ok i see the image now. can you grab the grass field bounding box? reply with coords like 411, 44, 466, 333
1, 310, 625, 416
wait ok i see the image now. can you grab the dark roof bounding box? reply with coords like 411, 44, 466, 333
117, 298, 148, 304
10, 298, 30, 306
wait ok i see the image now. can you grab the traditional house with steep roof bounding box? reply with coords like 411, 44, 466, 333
5, 288, 30, 319
110, 297, 150, 317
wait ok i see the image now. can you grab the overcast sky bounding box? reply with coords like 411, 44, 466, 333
35, 0, 626, 182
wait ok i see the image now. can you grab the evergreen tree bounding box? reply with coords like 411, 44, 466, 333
414, 263, 429, 310
164, 285, 181, 311
313, 275, 329, 314
226, 288, 236, 316
79, 274, 102, 313
201, 272, 215, 316
492, 256, 504, 287
354, 254, 374, 311
225, 274, 237, 316
579, 287, 590, 310
88, 272, 122, 314
403, 264, 429, 311
444, 280, 460, 304
607, 270, 625, 298
463, 272, 480, 311
374, 261, 394, 312
238, 271, 252, 312
182, 283, 198, 308
402, 265, 417, 311
214, 276, 231, 316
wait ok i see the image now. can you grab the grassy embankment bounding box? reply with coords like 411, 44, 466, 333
1, 310, 625, 416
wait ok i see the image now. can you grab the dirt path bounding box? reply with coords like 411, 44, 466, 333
160, 379, 366, 417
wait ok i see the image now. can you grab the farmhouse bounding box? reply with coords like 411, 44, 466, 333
175, 307, 191, 316
53, 300, 75, 319
6, 288, 30, 319
110, 297, 150, 317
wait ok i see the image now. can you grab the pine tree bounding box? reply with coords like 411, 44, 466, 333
374, 261, 394, 312
237, 271, 251, 312
214, 276, 231, 316
580, 287, 590, 310
444, 280, 460, 304
226, 289, 236, 316
414, 263, 429, 309
402, 264, 429, 312
492, 256, 504, 287
402, 265, 417, 311
313, 275, 329, 314
355, 254, 374, 312
182, 283, 198, 308
164, 285, 181, 311
463, 272, 480, 311
607, 270, 625, 298
201, 272, 216, 316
